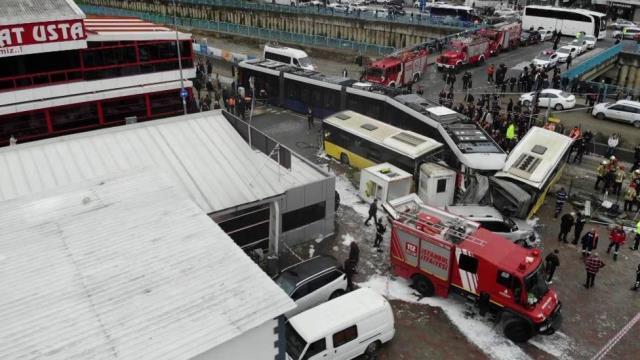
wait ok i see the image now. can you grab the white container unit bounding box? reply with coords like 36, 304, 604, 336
418, 162, 456, 208
359, 163, 412, 204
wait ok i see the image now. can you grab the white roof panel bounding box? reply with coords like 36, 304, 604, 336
0, 169, 295, 360
0, 0, 84, 26
0, 111, 322, 213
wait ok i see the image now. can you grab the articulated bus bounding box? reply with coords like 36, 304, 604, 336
322, 110, 443, 176
238, 59, 506, 174
522, 6, 607, 39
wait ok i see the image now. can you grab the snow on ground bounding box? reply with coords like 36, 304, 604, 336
529, 331, 578, 359
334, 174, 370, 218
341, 233, 355, 246
359, 275, 532, 360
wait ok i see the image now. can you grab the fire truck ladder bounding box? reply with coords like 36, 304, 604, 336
396, 208, 488, 247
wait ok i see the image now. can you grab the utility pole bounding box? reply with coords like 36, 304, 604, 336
172, 0, 188, 115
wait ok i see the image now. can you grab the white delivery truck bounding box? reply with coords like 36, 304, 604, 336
263, 43, 315, 71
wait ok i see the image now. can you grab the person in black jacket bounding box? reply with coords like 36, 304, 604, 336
631, 264, 640, 291
374, 219, 386, 252
545, 249, 560, 283
558, 212, 575, 243
365, 199, 378, 226
573, 211, 587, 244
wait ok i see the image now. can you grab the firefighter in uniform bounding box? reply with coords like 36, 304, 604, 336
631, 264, 640, 291
624, 183, 637, 212
614, 166, 626, 196
606, 225, 626, 261
595, 160, 608, 190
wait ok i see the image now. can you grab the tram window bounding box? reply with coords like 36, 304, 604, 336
50, 103, 99, 131
0, 111, 48, 141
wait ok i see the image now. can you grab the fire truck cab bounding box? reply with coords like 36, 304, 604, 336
385, 195, 562, 343
435, 37, 490, 71
363, 48, 428, 88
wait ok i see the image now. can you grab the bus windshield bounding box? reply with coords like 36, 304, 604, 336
525, 265, 548, 304
286, 322, 307, 360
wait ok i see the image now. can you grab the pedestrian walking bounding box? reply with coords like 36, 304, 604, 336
349, 241, 360, 269
558, 212, 575, 243
606, 225, 626, 261
545, 249, 560, 284
573, 211, 586, 245
631, 220, 640, 251
307, 106, 313, 129
364, 199, 378, 226
566, 53, 572, 70
342, 68, 348, 78
554, 187, 568, 218
584, 252, 605, 289
631, 264, 640, 291
606, 133, 619, 158
581, 229, 599, 257
374, 219, 386, 252
344, 257, 356, 291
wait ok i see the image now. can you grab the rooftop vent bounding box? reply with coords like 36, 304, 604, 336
361, 123, 378, 131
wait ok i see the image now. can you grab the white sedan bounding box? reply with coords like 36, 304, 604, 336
538, 29, 554, 41
327, 3, 348, 11
556, 46, 578, 63
520, 89, 576, 111
583, 35, 597, 49
567, 39, 587, 55
532, 49, 559, 70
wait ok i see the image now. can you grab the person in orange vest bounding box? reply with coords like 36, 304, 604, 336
487, 64, 495, 83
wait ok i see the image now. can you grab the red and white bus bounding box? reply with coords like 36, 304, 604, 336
0, 2, 195, 146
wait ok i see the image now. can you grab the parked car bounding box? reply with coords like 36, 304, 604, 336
592, 100, 640, 128
328, 3, 349, 12
273, 255, 348, 318
532, 49, 559, 70
494, 8, 521, 19
520, 89, 576, 110
556, 45, 578, 63
286, 288, 395, 360
567, 39, 588, 55
447, 205, 537, 247
610, 18, 637, 31
349, 4, 369, 12
538, 29, 554, 41
613, 27, 640, 40
583, 34, 597, 49
520, 30, 541, 46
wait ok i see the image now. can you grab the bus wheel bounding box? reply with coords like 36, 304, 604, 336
340, 153, 350, 165
504, 318, 534, 343
412, 275, 434, 297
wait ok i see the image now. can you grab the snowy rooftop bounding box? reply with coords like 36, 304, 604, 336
0, 110, 326, 214
0, 169, 295, 360
1, 0, 85, 26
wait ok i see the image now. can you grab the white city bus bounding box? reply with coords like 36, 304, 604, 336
522, 6, 607, 39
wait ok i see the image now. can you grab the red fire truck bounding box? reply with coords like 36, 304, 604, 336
362, 47, 429, 87
385, 195, 562, 343
435, 36, 490, 71
477, 21, 522, 56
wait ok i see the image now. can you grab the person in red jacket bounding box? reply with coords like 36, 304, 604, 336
607, 225, 626, 261
487, 64, 495, 83
584, 252, 605, 289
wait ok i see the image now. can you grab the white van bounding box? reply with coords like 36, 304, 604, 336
285, 288, 395, 360
263, 44, 315, 71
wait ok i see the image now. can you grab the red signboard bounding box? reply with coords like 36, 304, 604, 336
0, 19, 87, 49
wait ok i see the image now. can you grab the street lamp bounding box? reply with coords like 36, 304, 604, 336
172, 0, 188, 115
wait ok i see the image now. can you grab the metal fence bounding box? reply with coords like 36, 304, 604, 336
561, 43, 623, 81
142, 0, 480, 30
81, 5, 397, 55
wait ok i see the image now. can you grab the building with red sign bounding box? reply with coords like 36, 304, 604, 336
0, 0, 195, 146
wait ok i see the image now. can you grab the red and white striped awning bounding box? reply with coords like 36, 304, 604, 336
84, 16, 191, 41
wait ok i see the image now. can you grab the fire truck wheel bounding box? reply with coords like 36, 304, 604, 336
364, 341, 380, 355
340, 153, 350, 165
504, 318, 534, 343
412, 275, 434, 297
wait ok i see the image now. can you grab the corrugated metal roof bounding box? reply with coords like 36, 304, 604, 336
1, 0, 85, 26
0, 169, 295, 360
0, 111, 323, 213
